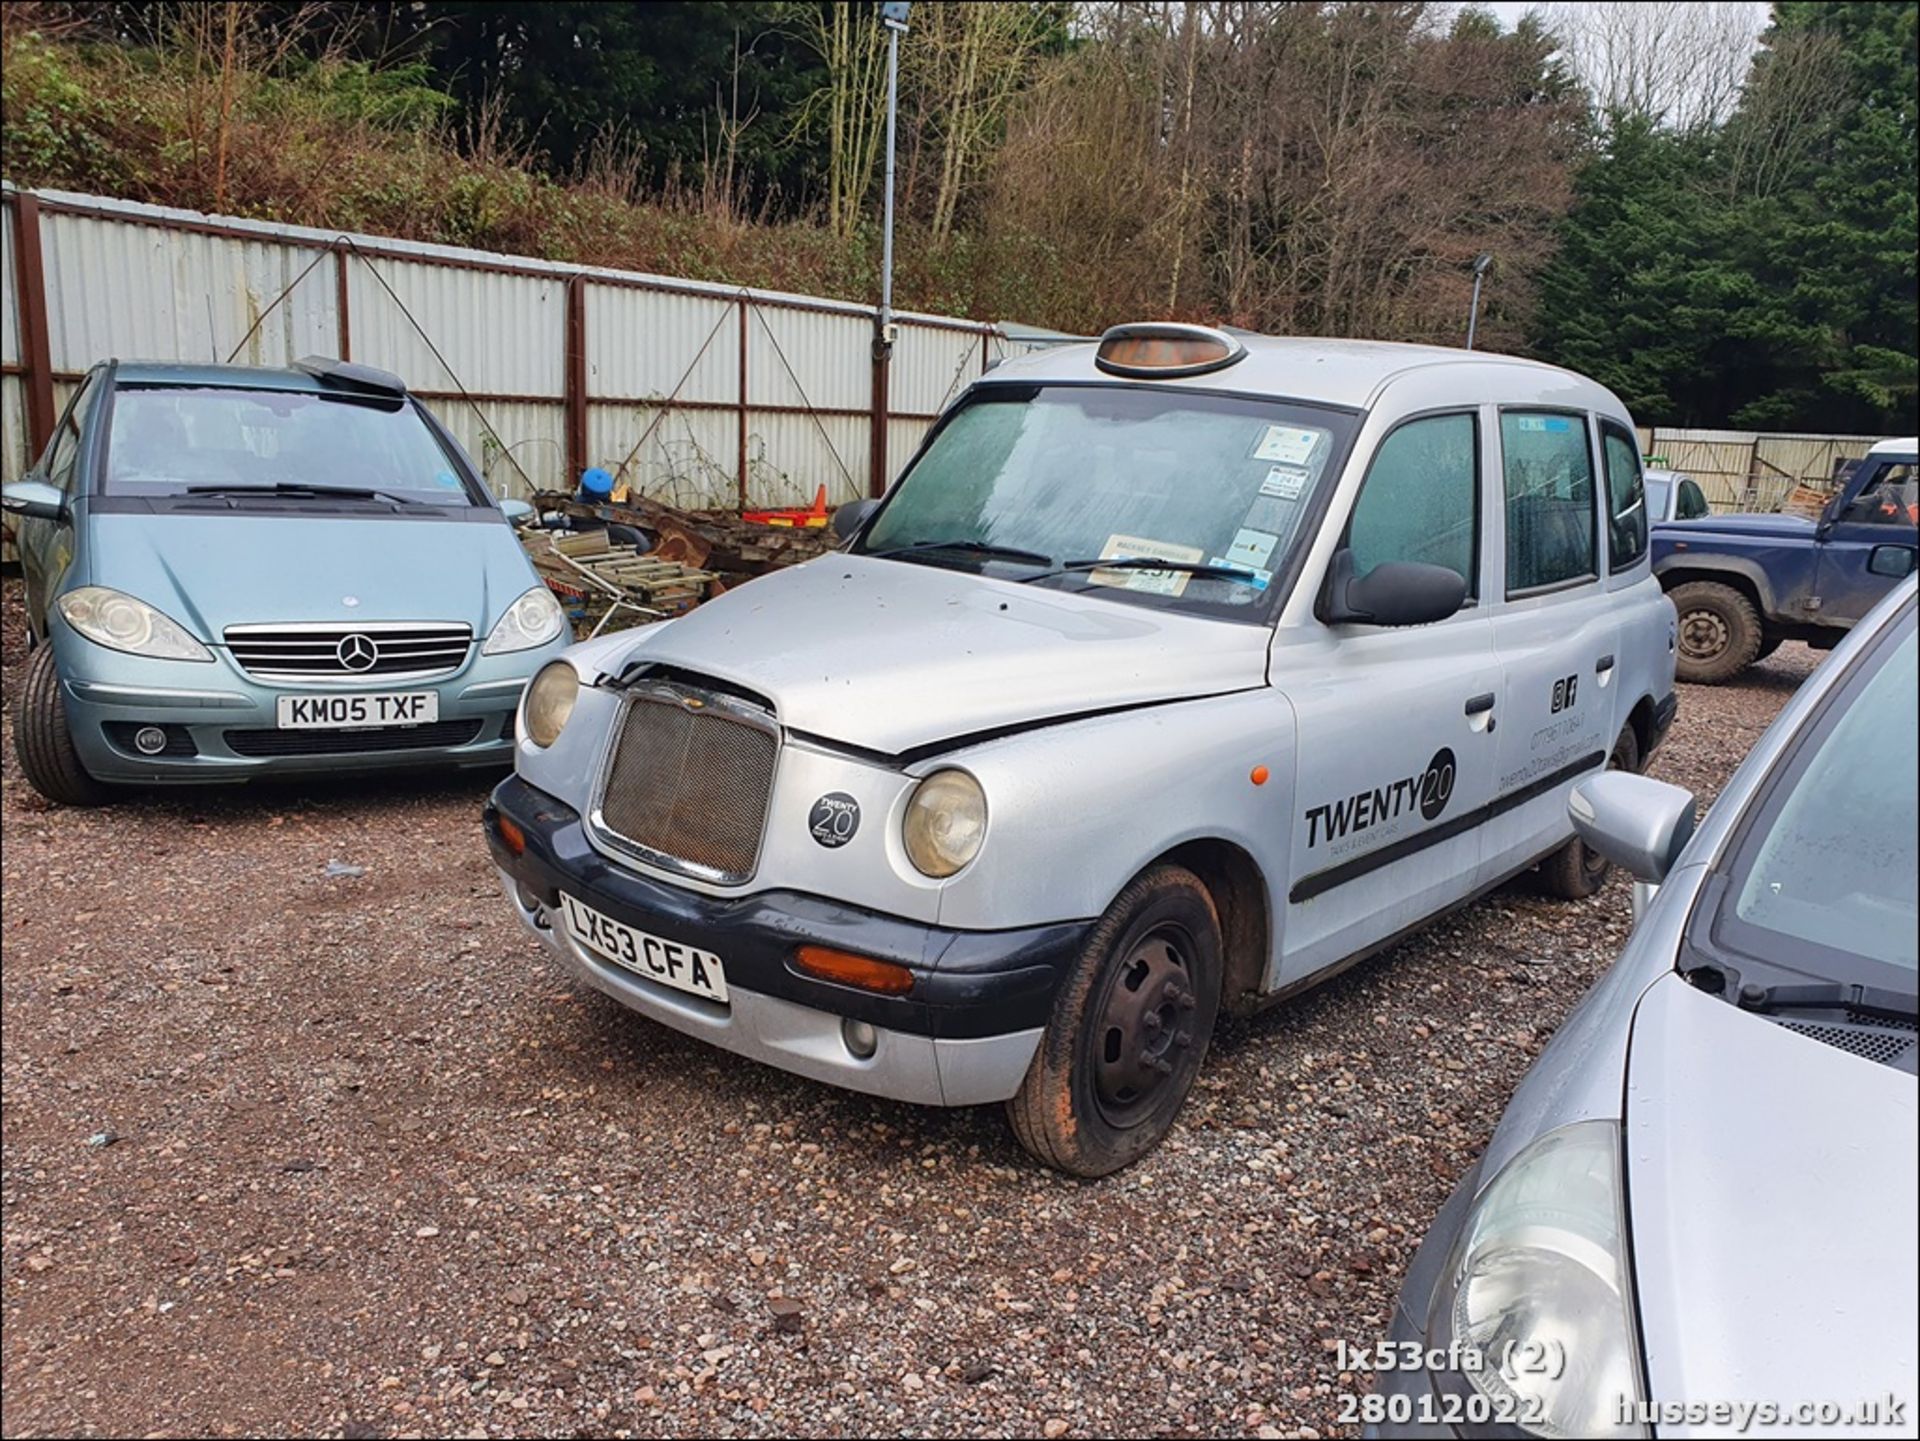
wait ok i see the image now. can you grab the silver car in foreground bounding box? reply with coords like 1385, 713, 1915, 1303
1368, 576, 1917, 1439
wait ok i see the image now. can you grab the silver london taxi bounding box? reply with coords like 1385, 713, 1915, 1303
485, 324, 1678, 1175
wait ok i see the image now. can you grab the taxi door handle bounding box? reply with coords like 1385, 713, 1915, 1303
1464, 693, 1496, 717
1596, 653, 1616, 674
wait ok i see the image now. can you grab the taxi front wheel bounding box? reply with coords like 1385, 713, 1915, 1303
1007, 864, 1223, 1177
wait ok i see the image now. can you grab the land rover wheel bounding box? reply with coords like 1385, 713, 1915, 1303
14, 644, 111, 807
1538, 725, 1641, 900
1670, 580, 1763, 684
1007, 864, 1222, 1177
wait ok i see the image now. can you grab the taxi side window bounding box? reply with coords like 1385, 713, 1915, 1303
1346, 412, 1478, 596
1600, 421, 1647, 570
1501, 410, 1596, 594
1676, 479, 1709, 519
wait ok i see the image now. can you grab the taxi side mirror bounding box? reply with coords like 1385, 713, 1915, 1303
831, 499, 879, 542
1321, 549, 1466, 627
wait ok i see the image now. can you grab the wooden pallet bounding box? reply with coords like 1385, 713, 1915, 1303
523, 527, 715, 637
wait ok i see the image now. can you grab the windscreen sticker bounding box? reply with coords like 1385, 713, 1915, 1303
1090, 534, 1204, 596
1515, 416, 1573, 433
1225, 527, 1279, 570
1260, 465, 1310, 500
1207, 557, 1271, 590
1253, 425, 1321, 465
433, 469, 464, 490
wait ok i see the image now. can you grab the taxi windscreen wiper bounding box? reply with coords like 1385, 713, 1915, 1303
1020, 556, 1261, 585
184, 482, 426, 506
870, 538, 1054, 567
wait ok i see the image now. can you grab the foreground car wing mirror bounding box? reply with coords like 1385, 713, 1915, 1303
1321, 548, 1467, 627
499, 497, 536, 526
831, 498, 880, 543
1569, 771, 1698, 884
1, 480, 68, 523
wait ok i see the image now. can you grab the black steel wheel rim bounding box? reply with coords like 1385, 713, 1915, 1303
1089, 925, 1199, 1130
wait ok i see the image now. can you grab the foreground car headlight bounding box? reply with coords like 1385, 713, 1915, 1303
521, 661, 579, 748
483, 586, 567, 655
57, 587, 212, 661
1428, 1120, 1646, 1438
902, 769, 987, 877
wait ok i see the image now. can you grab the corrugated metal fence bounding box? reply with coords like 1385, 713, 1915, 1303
2, 185, 1041, 513
1634, 426, 1888, 514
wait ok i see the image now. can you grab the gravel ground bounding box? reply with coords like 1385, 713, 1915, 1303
0, 572, 1821, 1440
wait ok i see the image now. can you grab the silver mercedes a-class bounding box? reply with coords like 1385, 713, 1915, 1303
1367, 575, 1917, 1440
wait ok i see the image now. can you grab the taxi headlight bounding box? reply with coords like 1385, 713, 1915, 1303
1427, 1120, 1646, 1438
483, 585, 567, 655
56, 587, 212, 661
902, 769, 987, 877
522, 661, 579, 748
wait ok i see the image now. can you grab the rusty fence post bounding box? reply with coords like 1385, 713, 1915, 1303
869, 324, 891, 499
12, 192, 56, 461
562, 274, 589, 490
737, 297, 751, 512
333, 246, 352, 360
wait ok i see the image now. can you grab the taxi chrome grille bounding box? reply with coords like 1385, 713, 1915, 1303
593, 684, 779, 885
224, 623, 472, 681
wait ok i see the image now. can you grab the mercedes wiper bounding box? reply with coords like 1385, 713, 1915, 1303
1020, 556, 1262, 585
184, 482, 425, 505
870, 538, 1054, 567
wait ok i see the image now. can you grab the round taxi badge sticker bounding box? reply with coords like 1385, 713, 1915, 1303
808, 792, 861, 848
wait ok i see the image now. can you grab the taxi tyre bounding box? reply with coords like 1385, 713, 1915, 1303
1007, 864, 1223, 1177
15, 644, 111, 808
1537, 724, 1641, 901
1670, 579, 1763, 684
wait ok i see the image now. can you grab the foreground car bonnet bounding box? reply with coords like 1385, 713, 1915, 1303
1626, 974, 1918, 1435
85, 512, 531, 633
611, 554, 1271, 754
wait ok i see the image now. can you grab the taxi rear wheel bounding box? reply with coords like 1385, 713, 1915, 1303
1006, 864, 1223, 1177
14, 643, 111, 807
1537, 725, 1640, 900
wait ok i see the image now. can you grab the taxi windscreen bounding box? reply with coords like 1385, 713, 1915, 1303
858, 385, 1359, 617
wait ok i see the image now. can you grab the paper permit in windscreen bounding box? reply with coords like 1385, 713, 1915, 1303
1090, 534, 1206, 596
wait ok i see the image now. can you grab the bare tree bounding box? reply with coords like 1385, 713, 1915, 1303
1723, 29, 1848, 201
1543, 0, 1767, 132
786, 1, 891, 239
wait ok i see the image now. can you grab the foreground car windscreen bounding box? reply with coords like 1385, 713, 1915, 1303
105, 386, 478, 505
1709, 608, 1918, 991
857, 385, 1359, 617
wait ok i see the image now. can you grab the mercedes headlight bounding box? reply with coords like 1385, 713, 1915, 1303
57, 587, 212, 662
902, 769, 987, 877
521, 661, 579, 748
483, 586, 566, 655
1428, 1120, 1646, 1438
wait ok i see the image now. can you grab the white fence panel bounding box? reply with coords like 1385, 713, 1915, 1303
346, 256, 563, 398
587, 286, 738, 407
40, 212, 338, 371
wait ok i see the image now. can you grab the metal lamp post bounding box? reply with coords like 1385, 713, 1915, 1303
868, 2, 910, 498
1465, 253, 1493, 351
879, 2, 910, 345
